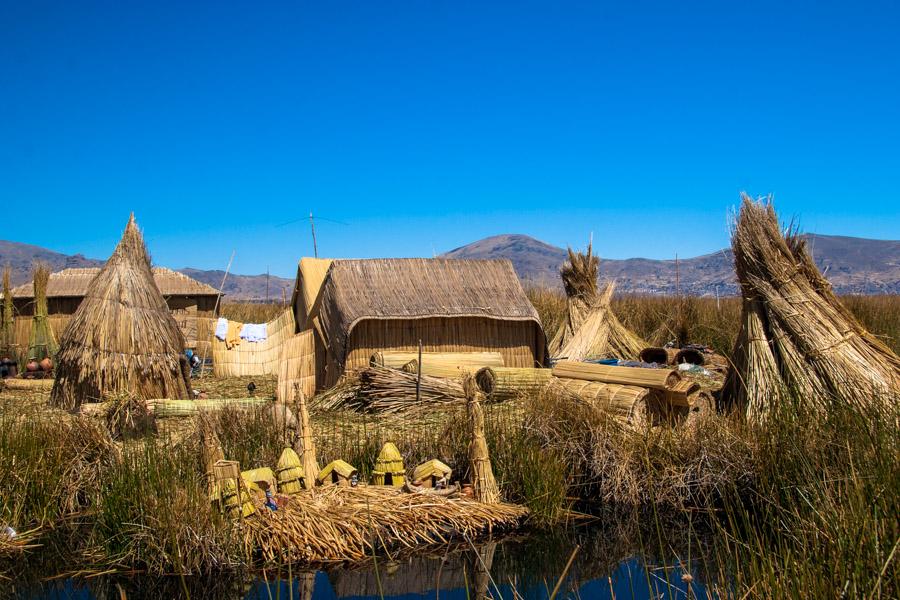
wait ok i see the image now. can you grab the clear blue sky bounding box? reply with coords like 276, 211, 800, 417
2, 1, 898, 278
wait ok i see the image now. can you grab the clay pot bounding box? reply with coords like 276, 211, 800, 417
26, 360, 39, 372
40, 357, 53, 372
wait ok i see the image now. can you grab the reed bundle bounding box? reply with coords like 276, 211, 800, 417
549, 243, 647, 361
474, 367, 552, 401
26, 263, 58, 362
663, 379, 700, 408
293, 385, 319, 489
466, 377, 500, 503
148, 397, 272, 418
552, 360, 681, 391
371, 351, 504, 378
1, 378, 54, 390
308, 375, 362, 411
50, 215, 190, 409
1, 266, 13, 352
723, 195, 900, 418
243, 485, 527, 564
548, 377, 651, 423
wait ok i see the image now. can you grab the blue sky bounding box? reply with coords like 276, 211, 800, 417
2, 1, 898, 278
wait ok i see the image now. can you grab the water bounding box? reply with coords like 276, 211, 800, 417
14, 522, 716, 599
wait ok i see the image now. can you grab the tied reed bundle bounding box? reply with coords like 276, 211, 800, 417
474, 366, 552, 402
552, 360, 681, 390
329, 366, 473, 415
371, 351, 505, 377
550, 242, 647, 361
27, 262, 58, 362
293, 384, 319, 489
548, 377, 651, 423
1, 266, 13, 352
50, 215, 190, 409
723, 195, 900, 418
466, 376, 500, 504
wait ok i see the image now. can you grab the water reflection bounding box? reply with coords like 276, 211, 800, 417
14, 515, 718, 599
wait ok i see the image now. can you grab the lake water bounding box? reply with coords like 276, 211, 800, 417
15, 520, 716, 599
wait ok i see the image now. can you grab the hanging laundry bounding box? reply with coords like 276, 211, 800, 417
240, 322, 268, 343
226, 320, 243, 349
214, 317, 228, 341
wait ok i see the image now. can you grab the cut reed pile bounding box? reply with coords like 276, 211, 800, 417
549, 242, 647, 361
371, 351, 504, 378
552, 360, 681, 390
355, 366, 471, 414
50, 215, 189, 409
243, 485, 527, 564
723, 195, 900, 419
474, 367, 552, 402
548, 377, 652, 423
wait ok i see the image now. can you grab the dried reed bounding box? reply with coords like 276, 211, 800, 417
466, 377, 500, 503
474, 367, 552, 402
26, 263, 58, 362
552, 360, 681, 390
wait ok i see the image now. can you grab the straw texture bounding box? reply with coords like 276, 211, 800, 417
549, 243, 646, 361
276, 329, 315, 403
294, 387, 319, 490
211, 309, 295, 377
372, 350, 504, 378
466, 377, 499, 503
549, 377, 651, 423
722, 195, 900, 419
474, 367, 553, 401
26, 263, 58, 362
372, 442, 405, 486
1, 267, 14, 352
289, 257, 334, 330
50, 215, 190, 408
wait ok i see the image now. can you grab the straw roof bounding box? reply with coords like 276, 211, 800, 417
50, 215, 191, 408
317, 459, 358, 482
317, 258, 543, 368
413, 459, 452, 482
289, 257, 333, 328
9, 267, 220, 300
375, 441, 403, 464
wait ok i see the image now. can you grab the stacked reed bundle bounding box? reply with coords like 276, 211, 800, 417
50, 215, 190, 409
211, 309, 296, 377
276, 448, 305, 494
353, 366, 471, 414
371, 350, 504, 378
276, 329, 315, 403
243, 485, 527, 564
466, 377, 499, 503
308, 374, 362, 411
552, 360, 681, 390
474, 366, 552, 401
549, 377, 652, 423
149, 397, 271, 418
1, 266, 14, 353
549, 243, 647, 361
26, 263, 59, 362
723, 195, 900, 419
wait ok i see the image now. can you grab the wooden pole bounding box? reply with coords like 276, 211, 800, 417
415, 338, 422, 405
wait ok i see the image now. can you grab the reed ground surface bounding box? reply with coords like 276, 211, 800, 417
0, 294, 898, 598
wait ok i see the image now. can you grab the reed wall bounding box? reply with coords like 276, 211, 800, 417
276, 329, 316, 402
211, 309, 295, 377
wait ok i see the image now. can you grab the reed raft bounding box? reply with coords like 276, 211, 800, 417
243, 485, 527, 564
371, 351, 504, 378
474, 367, 552, 402
723, 195, 900, 419
552, 361, 681, 391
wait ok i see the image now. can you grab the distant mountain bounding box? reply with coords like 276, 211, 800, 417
442, 233, 900, 295
0, 240, 294, 301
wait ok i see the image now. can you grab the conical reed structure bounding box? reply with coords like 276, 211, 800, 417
26, 263, 59, 362
292, 384, 320, 489
50, 215, 190, 409
549, 242, 646, 361
465, 376, 499, 504
1, 266, 14, 353
723, 194, 900, 419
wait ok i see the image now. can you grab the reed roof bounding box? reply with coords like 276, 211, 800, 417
318, 258, 542, 362
49, 215, 191, 408
318, 459, 358, 481
290, 257, 333, 327
9, 267, 220, 299
413, 459, 452, 481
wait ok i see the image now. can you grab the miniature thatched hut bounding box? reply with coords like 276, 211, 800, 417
412, 459, 452, 488
549, 243, 646, 361
317, 460, 358, 487
371, 442, 405, 487
50, 215, 191, 408
296, 258, 548, 389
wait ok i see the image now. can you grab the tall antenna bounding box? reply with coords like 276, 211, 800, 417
309, 212, 318, 258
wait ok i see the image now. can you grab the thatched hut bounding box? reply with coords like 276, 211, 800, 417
293, 258, 548, 389
371, 442, 405, 487
50, 215, 191, 408
317, 460, 358, 487
412, 459, 452, 488
549, 243, 646, 361
8, 266, 220, 351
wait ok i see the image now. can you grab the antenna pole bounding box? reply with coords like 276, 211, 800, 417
309, 212, 318, 258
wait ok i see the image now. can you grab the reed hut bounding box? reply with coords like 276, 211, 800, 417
302, 258, 547, 389
276, 447, 306, 495
26, 263, 58, 364
371, 442, 405, 487
50, 215, 191, 408
8, 266, 220, 351
412, 459, 452, 488
317, 460, 358, 487
723, 195, 900, 419
549, 243, 646, 361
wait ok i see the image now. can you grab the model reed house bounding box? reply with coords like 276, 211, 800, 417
291, 258, 548, 390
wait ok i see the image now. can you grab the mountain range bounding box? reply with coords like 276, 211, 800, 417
2, 232, 898, 299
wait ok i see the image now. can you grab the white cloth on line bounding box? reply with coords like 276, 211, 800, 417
214, 317, 228, 341
240, 322, 268, 343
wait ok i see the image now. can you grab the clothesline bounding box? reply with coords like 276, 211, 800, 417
214, 317, 269, 348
